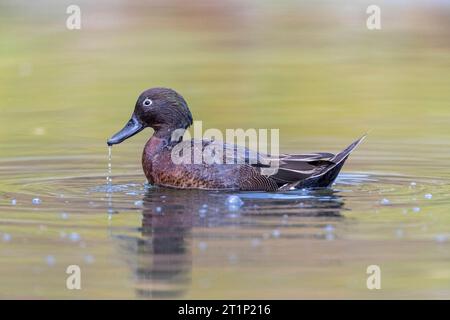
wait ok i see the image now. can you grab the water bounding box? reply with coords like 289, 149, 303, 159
0, 1, 450, 299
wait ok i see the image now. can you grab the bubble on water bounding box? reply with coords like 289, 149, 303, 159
11, 199, 17, 205
412, 207, 421, 213
251, 238, 261, 247
2, 233, 11, 242
45, 255, 56, 266
84, 255, 95, 264
32, 198, 41, 205
60, 212, 69, 220
134, 200, 143, 207
325, 233, 335, 241
227, 205, 242, 212
69, 232, 80, 242
228, 253, 238, 264
324, 224, 335, 233
380, 198, 390, 205
410, 182, 417, 187
434, 234, 448, 243
272, 229, 281, 238
202, 204, 208, 208
155, 206, 162, 213
198, 242, 208, 251
226, 195, 244, 208
198, 208, 207, 217
424, 194, 433, 200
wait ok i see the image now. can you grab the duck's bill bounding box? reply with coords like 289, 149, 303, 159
107, 115, 144, 146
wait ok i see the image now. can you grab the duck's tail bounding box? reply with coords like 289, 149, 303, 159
279, 135, 366, 190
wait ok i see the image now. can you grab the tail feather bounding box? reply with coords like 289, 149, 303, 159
278, 135, 366, 190
330, 134, 366, 164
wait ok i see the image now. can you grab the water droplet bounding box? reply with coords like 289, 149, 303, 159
155, 206, 162, 213
324, 225, 335, 232
45, 255, 56, 266
32, 198, 41, 205
60, 212, 69, 220
424, 194, 433, 200
198, 242, 208, 251
198, 208, 207, 217
11, 199, 17, 205
84, 255, 95, 264
134, 200, 143, 207
410, 182, 417, 187
412, 207, 421, 213
434, 234, 448, 243
251, 238, 261, 247
325, 233, 335, 241
2, 233, 11, 242
272, 229, 281, 238
226, 195, 243, 207
69, 232, 80, 242
380, 198, 390, 205
228, 253, 238, 264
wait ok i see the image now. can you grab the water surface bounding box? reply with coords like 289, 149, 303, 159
0, 1, 449, 299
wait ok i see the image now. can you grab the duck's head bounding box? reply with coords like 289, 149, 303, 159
107, 87, 193, 145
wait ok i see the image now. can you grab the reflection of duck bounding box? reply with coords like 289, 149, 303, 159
114, 186, 346, 299
108, 87, 365, 191
131, 189, 195, 298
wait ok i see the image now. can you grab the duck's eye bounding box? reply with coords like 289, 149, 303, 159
143, 98, 153, 107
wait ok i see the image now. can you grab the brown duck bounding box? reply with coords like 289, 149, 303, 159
107, 87, 365, 191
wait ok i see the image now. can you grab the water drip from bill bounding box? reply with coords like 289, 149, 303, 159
107, 146, 113, 215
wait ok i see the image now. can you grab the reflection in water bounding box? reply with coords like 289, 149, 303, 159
114, 187, 345, 298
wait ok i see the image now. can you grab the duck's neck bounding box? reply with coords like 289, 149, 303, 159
153, 125, 186, 143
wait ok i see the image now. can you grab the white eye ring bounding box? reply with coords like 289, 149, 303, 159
143, 98, 153, 107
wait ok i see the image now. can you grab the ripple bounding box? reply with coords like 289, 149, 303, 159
1, 154, 450, 222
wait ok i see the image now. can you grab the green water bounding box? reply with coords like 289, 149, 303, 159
0, 1, 449, 298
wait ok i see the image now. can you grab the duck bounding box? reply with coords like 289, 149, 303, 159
107, 87, 365, 191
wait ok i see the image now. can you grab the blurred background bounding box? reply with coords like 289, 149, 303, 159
0, 0, 449, 299
1, 0, 449, 159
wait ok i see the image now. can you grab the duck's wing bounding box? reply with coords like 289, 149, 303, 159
166, 139, 279, 191
275, 135, 367, 189
170, 139, 276, 167
269, 152, 336, 185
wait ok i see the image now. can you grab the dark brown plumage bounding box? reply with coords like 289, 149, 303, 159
108, 87, 365, 191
